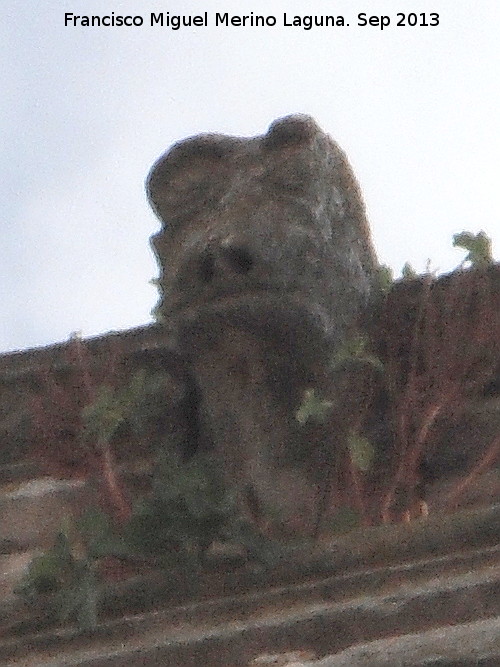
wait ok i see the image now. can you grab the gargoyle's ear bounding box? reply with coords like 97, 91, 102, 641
261, 115, 324, 198
263, 114, 320, 150
146, 135, 237, 227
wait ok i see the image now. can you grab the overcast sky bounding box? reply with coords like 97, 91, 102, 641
1, 0, 499, 353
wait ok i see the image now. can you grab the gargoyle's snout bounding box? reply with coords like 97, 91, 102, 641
155, 231, 263, 313
157, 215, 330, 324
194, 242, 254, 286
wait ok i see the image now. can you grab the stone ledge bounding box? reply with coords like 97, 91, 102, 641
2, 566, 500, 667
2, 504, 500, 637
0, 477, 90, 551
1, 539, 500, 665
306, 616, 500, 666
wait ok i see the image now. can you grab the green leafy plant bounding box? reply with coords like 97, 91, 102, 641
125, 449, 238, 565
453, 230, 493, 268
347, 432, 375, 472
376, 264, 394, 293
16, 507, 133, 631
401, 261, 418, 280
295, 335, 382, 536
330, 334, 384, 374
76, 507, 130, 559
15, 509, 121, 631
82, 386, 127, 448
295, 388, 334, 425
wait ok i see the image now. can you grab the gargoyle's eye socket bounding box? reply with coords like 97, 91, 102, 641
197, 252, 215, 283
223, 247, 253, 274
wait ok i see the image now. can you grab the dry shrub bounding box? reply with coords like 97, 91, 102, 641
30, 336, 131, 522
375, 265, 500, 521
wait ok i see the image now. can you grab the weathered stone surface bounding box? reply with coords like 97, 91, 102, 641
3, 523, 499, 666
0, 477, 89, 550
147, 115, 379, 533
0, 551, 34, 599
304, 616, 500, 666
148, 115, 377, 340
250, 650, 316, 665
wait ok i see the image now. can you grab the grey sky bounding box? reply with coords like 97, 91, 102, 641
2, 0, 499, 352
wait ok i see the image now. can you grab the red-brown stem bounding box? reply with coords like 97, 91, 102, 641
100, 440, 131, 524
403, 400, 444, 486
380, 276, 434, 523
71, 336, 95, 401
347, 455, 370, 527
444, 433, 500, 512
70, 337, 131, 523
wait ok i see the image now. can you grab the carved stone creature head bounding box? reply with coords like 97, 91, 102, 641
148, 115, 377, 351
147, 115, 379, 535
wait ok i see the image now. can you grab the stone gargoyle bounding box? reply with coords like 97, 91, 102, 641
145, 115, 381, 535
